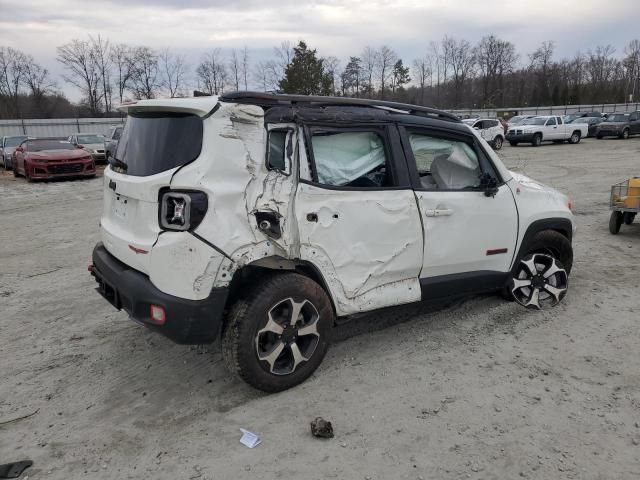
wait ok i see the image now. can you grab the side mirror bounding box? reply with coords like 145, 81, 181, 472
480, 173, 499, 198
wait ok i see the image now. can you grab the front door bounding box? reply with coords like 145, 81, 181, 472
295, 124, 424, 315
545, 117, 559, 140
399, 126, 518, 295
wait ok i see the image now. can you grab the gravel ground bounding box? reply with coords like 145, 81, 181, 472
1, 138, 639, 480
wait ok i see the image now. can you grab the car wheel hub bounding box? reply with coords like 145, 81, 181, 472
510, 253, 568, 310
255, 298, 321, 375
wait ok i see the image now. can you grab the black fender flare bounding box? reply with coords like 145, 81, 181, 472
511, 218, 573, 270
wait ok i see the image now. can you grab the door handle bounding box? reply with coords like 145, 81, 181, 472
425, 208, 453, 217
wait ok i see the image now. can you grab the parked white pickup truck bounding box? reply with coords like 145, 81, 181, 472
506, 115, 588, 147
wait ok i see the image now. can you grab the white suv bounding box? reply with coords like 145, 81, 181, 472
90, 93, 575, 392
463, 118, 505, 150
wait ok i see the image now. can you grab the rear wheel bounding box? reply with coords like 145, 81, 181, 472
609, 211, 623, 234
532, 134, 542, 147
620, 128, 630, 139
568, 131, 581, 144
493, 136, 503, 150
222, 273, 334, 392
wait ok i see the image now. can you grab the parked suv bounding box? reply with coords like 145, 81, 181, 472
90, 93, 575, 392
104, 125, 123, 162
464, 118, 505, 149
596, 112, 640, 139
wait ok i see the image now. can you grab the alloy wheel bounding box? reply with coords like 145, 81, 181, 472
255, 298, 321, 375
510, 253, 568, 310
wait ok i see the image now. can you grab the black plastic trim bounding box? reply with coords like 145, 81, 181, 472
91, 243, 229, 344
511, 218, 573, 270
420, 271, 509, 301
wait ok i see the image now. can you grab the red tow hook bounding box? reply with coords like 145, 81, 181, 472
88, 264, 95, 276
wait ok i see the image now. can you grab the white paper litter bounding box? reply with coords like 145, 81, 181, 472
239, 429, 262, 448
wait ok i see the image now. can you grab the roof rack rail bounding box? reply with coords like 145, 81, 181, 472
219, 91, 460, 122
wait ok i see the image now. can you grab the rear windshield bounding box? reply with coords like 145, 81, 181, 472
77, 134, 104, 144
607, 114, 628, 122
5, 136, 27, 147
28, 140, 74, 151
114, 112, 203, 176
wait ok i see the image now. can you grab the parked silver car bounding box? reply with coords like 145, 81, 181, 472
68, 133, 107, 162
1, 135, 28, 169
104, 126, 123, 162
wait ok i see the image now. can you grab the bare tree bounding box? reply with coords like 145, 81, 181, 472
242, 46, 250, 90
229, 49, 241, 91
429, 41, 442, 106
159, 48, 187, 98
196, 49, 228, 95
448, 38, 475, 107
57, 39, 102, 114
361, 46, 378, 97
412, 55, 432, 104
129, 46, 159, 99
0, 46, 27, 116
23, 59, 55, 110
252, 61, 271, 91
376, 45, 397, 99
475, 35, 518, 106
623, 39, 640, 102
90, 35, 112, 113
110, 43, 134, 105
528, 40, 555, 104
324, 56, 340, 95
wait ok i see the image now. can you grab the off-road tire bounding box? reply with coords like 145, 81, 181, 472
609, 211, 623, 234
532, 134, 542, 147
503, 229, 573, 300
222, 272, 334, 392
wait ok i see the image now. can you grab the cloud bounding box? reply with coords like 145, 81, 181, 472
1, 0, 638, 100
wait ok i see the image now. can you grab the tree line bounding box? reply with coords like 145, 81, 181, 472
1, 35, 639, 119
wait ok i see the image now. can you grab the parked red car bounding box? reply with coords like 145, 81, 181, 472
13, 138, 96, 181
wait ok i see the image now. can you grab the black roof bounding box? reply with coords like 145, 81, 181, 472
220, 91, 460, 123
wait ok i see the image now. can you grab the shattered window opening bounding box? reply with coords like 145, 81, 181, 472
310, 130, 391, 188
267, 130, 290, 173
408, 133, 482, 190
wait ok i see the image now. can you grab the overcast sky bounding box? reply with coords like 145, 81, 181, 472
1, 0, 639, 100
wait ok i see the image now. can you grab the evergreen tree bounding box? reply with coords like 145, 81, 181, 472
279, 41, 332, 95
391, 59, 411, 93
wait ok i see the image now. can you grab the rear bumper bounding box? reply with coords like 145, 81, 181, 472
90, 243, 229, 344
27, 159, 95, 179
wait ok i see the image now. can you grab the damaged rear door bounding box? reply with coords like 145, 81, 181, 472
295, 124, 423, 315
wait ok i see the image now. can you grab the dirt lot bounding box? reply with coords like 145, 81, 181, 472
1, 137, 639, 480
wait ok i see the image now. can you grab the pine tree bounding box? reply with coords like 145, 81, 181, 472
391, 59, 411, 93
279, 41, 332, 95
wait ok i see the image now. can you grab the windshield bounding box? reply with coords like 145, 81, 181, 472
77, 134, 104, 144
568, 117, 587, 123
115, 112, 203, 177
5, 136, 27, 147
28, 140, 74, 151
607, 114, 629, 122
526, 117, 547, 125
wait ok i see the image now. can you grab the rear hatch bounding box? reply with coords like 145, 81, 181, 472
100, 112, 204, 273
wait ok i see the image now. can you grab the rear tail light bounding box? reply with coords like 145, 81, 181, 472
159, 190, 208, 231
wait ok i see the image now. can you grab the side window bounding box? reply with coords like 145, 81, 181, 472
309, 130, 390, 188
546, 118, 557, 126
556, 116, 562, 124
266, 129, 291, 174
473, 121, 483, 129
630, 113, 639, 121
490, 120, 499, 128
408, 132, 482, 190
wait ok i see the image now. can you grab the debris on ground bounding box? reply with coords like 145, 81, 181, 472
310, 417, 334, 438
239, 429, 261, 448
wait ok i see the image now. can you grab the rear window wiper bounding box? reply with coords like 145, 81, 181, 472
110, 157, 128, 171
